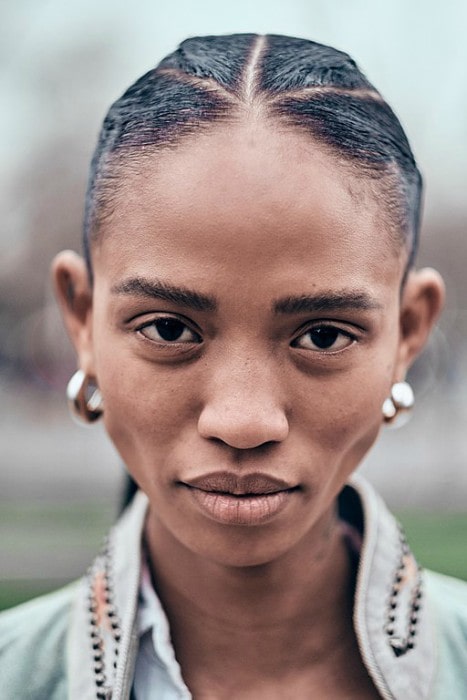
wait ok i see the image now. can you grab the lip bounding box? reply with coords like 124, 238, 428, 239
180, 471, 299, 526
182, 471, 295, 495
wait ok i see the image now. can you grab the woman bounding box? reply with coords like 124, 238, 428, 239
1, 33, 465, 699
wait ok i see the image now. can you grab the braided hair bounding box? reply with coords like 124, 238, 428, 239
83, 34, 421, 283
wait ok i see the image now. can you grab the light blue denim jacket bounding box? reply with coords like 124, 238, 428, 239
1, 477, 466, 699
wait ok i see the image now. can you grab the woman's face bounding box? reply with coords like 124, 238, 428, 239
59, 124, 441, 566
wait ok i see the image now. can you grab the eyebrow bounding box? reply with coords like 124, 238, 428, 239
112, 278, 381, 316
273, 291, 382, 314
111, 277, 217, 312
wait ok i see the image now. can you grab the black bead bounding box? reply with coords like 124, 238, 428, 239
389, 637, 405, 657
94, 673, 106, 686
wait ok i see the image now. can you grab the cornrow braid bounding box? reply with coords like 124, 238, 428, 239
83, 33, 421, 279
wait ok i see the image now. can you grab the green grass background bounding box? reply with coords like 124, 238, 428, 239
0, 501, 115, 612
1, 504, 466, 611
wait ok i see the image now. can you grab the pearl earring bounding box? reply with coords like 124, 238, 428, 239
382, 381, 414, 427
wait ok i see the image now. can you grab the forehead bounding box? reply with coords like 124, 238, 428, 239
94, 123, 404, 293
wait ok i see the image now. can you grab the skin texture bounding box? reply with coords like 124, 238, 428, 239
53, 122, 444, 698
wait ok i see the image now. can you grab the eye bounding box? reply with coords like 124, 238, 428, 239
137, 316, 201, 344
292, 325, 356, 352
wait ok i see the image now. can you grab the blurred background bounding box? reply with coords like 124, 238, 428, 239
1, 0, 466, 610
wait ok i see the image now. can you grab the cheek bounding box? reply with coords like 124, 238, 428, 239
93, 342, 200, 471
295, 356, 394, 465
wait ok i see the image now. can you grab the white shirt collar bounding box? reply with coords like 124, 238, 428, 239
136, 555, 190, 695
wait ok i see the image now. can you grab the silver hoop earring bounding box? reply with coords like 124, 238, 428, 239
382, 381, 414, 427
66, 369, 104, 424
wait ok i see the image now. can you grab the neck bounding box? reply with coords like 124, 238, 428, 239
144, 506, 357, 680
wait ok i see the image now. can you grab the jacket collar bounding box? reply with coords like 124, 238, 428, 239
347, 474, 436, 699
68, 478, 436, 700
68, 491, 146, 700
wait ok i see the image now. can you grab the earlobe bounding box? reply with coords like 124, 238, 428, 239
396, 267, 445, 376
51, 250, 95, 374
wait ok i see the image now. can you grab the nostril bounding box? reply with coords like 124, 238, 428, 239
207, 436, 283, 452
197, 406, 289, 450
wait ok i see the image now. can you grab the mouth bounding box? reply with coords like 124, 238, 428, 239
179, 471, 300, 526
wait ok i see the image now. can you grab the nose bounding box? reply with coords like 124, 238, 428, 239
197, 359, 289, 449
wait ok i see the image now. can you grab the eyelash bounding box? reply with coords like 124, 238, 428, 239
136, 315, 202, 346
291, 324, 357, 353
135, 315, 358, 355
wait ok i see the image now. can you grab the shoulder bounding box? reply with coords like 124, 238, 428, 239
0, 582, 78, 700
425, 568, 467, 632
424, 570, 467, 698
425, 569, 467, 631
426, 566, 467, 595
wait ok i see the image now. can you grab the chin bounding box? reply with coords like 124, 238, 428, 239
206, 545, 292, 570
182, 521, 307, 569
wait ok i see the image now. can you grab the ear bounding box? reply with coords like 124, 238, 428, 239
394, 267, 445, 380
51, 250, 95, 376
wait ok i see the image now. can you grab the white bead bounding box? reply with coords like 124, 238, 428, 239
391, 382, 414, 409
382, 397, 397, 419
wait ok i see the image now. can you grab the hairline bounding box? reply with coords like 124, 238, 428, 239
85, 116, 413, 283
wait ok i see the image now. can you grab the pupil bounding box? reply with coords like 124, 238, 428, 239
310, 327, 338, 349
155, 318, 185, 341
